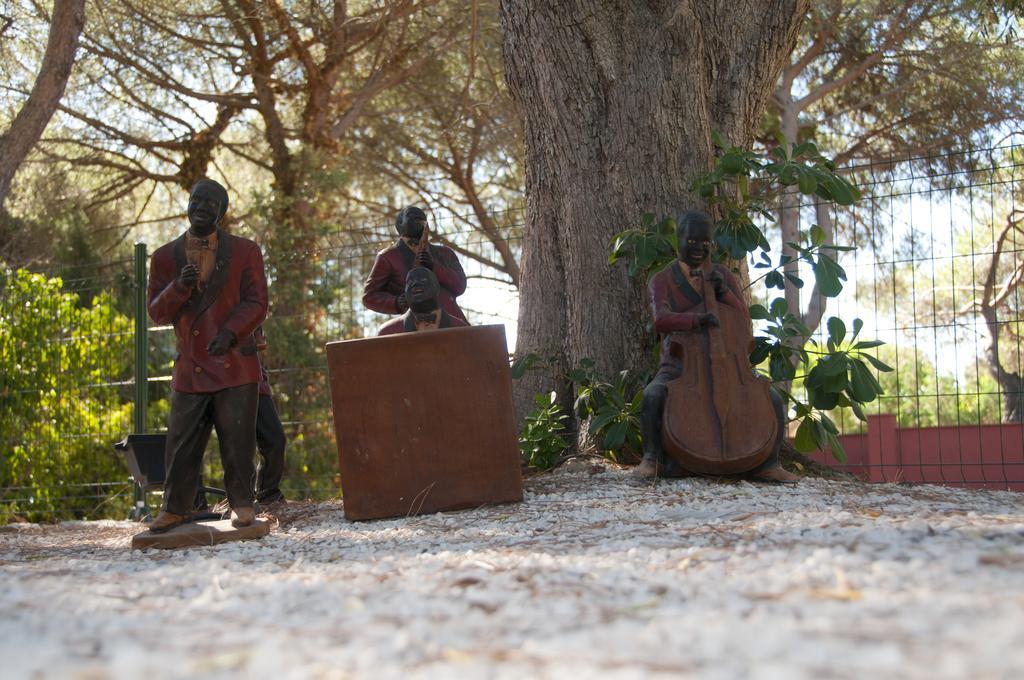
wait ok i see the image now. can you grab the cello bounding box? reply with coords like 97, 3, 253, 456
660, 262, 779, 475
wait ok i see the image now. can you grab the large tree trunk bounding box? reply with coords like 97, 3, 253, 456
0, 0, 86, 208
501, 0, 808, 422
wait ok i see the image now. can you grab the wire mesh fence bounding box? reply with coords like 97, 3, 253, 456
799, 142, 1024, 488
3, 146, 1024, 522
0, 258, 138, 519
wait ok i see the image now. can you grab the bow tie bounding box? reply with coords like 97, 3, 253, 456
414, 311, 437, 323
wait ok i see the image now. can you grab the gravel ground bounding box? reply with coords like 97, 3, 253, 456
1, 464, 1023, 680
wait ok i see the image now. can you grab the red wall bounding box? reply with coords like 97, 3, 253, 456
806, 415, 1024, 491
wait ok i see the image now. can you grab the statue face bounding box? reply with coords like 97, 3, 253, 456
679, 222, 713, 268
405, 266, 440, 306
188, 186, 223, 236
396, 206, 428, 240
404, 217, 426, 240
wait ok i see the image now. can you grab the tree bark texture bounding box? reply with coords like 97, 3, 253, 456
0, 0, 86, 209
501, 0, 808, 419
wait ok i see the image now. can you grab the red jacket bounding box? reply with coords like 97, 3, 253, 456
148, 231, 269, 393
649, 261, 748, 372
362, 240, 468, 322
378, 310, 469, 336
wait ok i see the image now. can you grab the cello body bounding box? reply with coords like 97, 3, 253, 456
660, 264, 779, 475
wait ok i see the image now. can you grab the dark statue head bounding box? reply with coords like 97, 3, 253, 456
395, 206, 428, 241
188, 178, 229, 237
405, 266, 440, 312
676, 210, 714, 268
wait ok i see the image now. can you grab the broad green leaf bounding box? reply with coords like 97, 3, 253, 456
810, 225, 826, 247
828, 433, 848, 463
779, 164, 798, 185
721, 152, 745, 174
809, 386, 839, 410
827, 317, 846, 346
827, 177, 856, 206
769, 297, 789, 318
770, 348, 797, 381
589, 410, 619, 434
849, 397, 867, 422
749, 304, 770, 320
849, 360, 880, 402
812, 252, 846, 297
816, 354, 849, 377
511, 353, 539, 380
750, 339, 772, 365
603, 421, 628, 450
793, 418, 816, 452
813, 418, 829, 448
862, 353, 895, 373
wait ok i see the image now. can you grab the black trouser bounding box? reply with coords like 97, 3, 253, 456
640, 367, 785, 476
192, 392, 286, 509
164, 384, 258, 515
254, 393, 286, 503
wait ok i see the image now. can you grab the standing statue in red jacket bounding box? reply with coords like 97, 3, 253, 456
362, 206, 469, 323
146, 178, 269, 532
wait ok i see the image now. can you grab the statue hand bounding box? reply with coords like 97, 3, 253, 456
415, 249, 434, 270
178, 264, 199, 289
207, 329, 236, 355
395, 294, 409, 312
699, 313, 719, 329
707, 269, 727, 300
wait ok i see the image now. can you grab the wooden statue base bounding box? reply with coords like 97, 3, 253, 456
131, 518, 272, 550
326, 325, 523, 521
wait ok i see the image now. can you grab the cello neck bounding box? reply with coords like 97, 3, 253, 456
693, 264, 725, 348
701, 268, 719, 315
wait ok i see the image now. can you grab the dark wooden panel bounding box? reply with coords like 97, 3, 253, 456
326, 325, 523, 521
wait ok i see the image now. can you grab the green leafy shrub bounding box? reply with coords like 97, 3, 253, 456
518, 391, 569, 470
569, 359, 646, 463
0, 269, 134, 522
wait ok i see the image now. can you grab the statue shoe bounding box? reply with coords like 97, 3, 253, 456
750, 466, 800, 484
633, 456, 659, 479
148, 510, 187, 534
231, 506, 256, 528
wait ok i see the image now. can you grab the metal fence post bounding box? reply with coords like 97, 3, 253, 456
132, 242, 150, 519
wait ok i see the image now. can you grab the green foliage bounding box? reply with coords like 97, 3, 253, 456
780, 319, 891, 461
693, 133, 861, 261
0, 269, 134, 522
518, 391, 569, 470
608, 212, 678, 279
569, 359, 647, 463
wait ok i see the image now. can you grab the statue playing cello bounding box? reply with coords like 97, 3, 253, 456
634, 210, 798, 483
